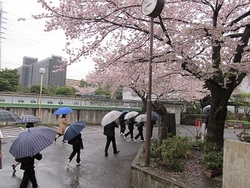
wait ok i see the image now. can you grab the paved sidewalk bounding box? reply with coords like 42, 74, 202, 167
0, 125, 145, 188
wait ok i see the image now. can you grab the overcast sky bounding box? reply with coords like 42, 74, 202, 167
1, 0, 95, 80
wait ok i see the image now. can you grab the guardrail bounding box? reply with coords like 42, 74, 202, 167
0, 93, 142, 110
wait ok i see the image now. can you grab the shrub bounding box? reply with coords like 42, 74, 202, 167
156, 135, 192, 172
202, 142, 223, 170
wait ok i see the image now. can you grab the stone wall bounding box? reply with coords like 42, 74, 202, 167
223, 140, 250, 188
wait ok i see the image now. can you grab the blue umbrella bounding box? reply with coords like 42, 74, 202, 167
9, 126, 57, 159
63, 121, 86, 141
119, 110, 129, 119
54, 107, 73, 115
145, 111, 159, 121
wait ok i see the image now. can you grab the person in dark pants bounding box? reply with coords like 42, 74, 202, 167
19, 153, 42, 188
133, 122, 145, 142
104, 121, 120, 156
119, 116, 126, 136
124, 117, 135, 140
68, 133, 84, 166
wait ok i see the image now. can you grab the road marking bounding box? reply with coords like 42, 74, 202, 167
0, 126, 24, 138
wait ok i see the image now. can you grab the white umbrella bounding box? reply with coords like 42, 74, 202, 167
202, 105, 211, 114
124, 111, 139, 120
101, 110, 122, 126
135, 114, 147, 123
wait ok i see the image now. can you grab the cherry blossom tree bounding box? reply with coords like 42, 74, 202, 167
33, 0, 250, 147
86, 55, 206, 144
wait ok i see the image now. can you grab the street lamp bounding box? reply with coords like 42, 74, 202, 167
141, 0, 164, 166
38, 67, 46, 120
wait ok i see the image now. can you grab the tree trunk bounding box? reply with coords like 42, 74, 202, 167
167, 113, 176, 136
207, 87, 232, 148
153, 101, 176, 146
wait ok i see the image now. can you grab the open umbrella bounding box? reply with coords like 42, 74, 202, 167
20, 115, 40, 123
63, 121, 86, 141
124, 111, 139, 120
151, 111, 159, 121
202, 105, 211, 114
9, 126, 57, 159
101, 110, 122, 126
135, 114, 147, 123
54, 107, 73, 115
0, 109, 21, 122
119, 110, 129, 119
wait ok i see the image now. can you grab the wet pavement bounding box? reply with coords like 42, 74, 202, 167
0, 125, 242, 188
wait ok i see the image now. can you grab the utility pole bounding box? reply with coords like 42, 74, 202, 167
0, 1, 6, 70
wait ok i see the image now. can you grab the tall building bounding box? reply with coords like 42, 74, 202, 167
17, 57, 38, 88
17, 55, 67, 88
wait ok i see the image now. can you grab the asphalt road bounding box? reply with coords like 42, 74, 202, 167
0, 125, 145, 188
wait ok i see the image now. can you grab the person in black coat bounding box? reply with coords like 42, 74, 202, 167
124, 117, 135, 140
133, 122, 145, 141
104, 121, 119, 156
68, 133, 84, 166
19, 153, 42, 188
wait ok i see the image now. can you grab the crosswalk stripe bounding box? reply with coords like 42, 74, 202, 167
0, 126, 24, 138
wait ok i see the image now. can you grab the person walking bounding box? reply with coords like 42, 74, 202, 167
55, 114, 68, 142
119, 116, 126, 136
67, 133, 84, 166
133, 122, 145, 142
104, 121, 120, 157
11, 122, 35, 174
19, 153, 42, 188
124, 117, 135, 141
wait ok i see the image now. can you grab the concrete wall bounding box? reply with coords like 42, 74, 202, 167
2, 108, 110, 125
223, 140, 250, 188
131, 147, 184, 188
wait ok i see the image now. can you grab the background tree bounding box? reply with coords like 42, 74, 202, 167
55, 86, 75, 96
0, 68, 19, 92
33, 0, 250, 148
30, 85, 48, 94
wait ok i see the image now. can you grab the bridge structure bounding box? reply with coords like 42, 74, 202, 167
0, 93, 142, 125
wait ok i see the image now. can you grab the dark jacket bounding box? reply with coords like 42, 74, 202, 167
105, 121, 118, 137
119, 118, 125, 127
68, 134, 84, 150
136, 122, 144, 130
128, 118, 135, 130
19, 153, 42, 171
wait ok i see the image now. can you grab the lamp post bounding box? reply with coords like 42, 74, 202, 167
38, 67, 46, 120
141, 0, 164, 166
